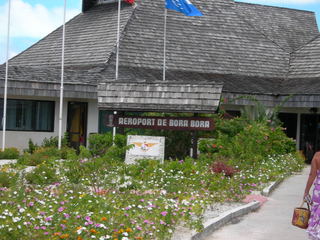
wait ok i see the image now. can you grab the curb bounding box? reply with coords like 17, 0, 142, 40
173, 178, 282, 240
261, 178, 284, 197
190, 201, 260, 240
0, 159, 17, 166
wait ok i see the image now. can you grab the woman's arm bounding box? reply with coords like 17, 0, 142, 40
304, 153, 319, 198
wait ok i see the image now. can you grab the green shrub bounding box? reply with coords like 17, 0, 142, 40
0, 147, 20, 159
18, 147, 61, 166
60, 147, 77, 160
88, 133, 113, 156
25, 139, 38, 154
25, 163, 58, 185
0, 171, 18, 187
88, 133, 127, 158
41, 133, 69, 148
79, 145, 92, 159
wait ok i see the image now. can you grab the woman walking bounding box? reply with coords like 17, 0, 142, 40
304, 151, 320, 239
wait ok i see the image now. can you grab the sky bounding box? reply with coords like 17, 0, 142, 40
0, 0, 320, 64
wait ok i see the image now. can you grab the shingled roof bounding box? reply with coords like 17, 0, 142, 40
9, 3, 134, 67
0, 65, 102, 99
288, 35, 320, 79
235, 2, 318, 53
98, 81, 223, 113
3, 0, 320, 108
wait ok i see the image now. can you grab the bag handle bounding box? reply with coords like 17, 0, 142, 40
300, 200, 310, 210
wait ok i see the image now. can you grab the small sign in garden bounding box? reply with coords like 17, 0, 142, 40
125, 135, 165, 164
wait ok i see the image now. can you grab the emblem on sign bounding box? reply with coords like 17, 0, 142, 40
133, 142, 158, 152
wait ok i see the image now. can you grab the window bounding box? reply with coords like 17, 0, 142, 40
0, 99, 54, 132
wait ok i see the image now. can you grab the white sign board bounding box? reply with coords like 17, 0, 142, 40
125, 135, 165, 164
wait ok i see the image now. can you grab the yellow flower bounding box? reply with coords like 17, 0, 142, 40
126, 227, 133, 232
60, 234, 69, 239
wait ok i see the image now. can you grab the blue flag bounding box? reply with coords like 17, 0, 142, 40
165, 0, 203, 16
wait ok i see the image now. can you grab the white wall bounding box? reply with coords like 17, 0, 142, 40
86, 100, 99, 139
0, 97, 98, 151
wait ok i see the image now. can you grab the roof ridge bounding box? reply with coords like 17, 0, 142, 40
104, 3, 138, 66
291, 34, 320, 54
233, 3, 289, 54
235, 1, 316, 14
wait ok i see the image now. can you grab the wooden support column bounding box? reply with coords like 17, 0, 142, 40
118, 111, 125, 135
192, 113, 199, 159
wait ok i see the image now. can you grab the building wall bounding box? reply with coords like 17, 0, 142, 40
87, 100, 99, 137
0, 97, 98, 151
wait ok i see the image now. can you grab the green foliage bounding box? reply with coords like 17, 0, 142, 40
88, 133, 113, 156
25, 163, 58, 185
79, 145, 92, 159
18, 147, 62, 166
60, 147, 77, 160
88, 133, 129, 162
25, 139, 38, 154
41, 133, 69, 148
199, 115, 296, 166
0, 171, 18, 187
0, 147, 20, 159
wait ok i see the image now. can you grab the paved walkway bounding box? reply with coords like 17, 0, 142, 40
205, 166, 310, 240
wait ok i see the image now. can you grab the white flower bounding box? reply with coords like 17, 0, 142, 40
12, 217, 21, 222
19, 208, 25, 213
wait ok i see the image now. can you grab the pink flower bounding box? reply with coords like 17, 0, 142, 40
160, 220, 166, 225
28, 202, 34, 207
58, 207, 65, 212
161, 211, 168, 216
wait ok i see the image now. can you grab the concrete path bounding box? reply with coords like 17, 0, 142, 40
205, 166, 310, 240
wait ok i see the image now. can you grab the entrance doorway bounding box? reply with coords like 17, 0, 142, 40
300, 114, 320, 163
67, 102, 88, 149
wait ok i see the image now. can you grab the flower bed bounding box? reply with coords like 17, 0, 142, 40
0, 117, 305, 239
0, 152, 304, 240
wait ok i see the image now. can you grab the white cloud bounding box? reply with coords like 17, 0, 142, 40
0, 0, 80, 38
241, 0, 320, 4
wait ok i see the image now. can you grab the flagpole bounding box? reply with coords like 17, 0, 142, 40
115, 0, 121, 80
2, 0, 12, 151
112, 0, 121, 143
58, 0, 67, 150
163, 8, 167, 81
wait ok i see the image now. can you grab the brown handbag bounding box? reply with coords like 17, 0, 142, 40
292, 201, 311, 229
